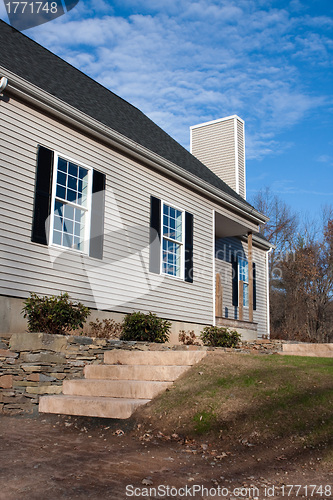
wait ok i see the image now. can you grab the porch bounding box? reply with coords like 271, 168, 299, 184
214, 210, 260, 340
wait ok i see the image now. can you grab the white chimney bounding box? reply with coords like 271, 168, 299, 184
190, 115, 246, 199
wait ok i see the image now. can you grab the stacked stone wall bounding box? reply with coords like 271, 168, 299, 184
0, 333, 283, 416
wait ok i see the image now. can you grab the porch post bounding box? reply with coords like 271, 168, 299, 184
215, 273, 222, 318
248, 231, 253, 323
215, 273, 223, 317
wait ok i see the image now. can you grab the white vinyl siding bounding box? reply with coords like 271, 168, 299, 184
191, 116, 246, 199
0, 96, 218, 324
237, 119, 246, 199
191, 118, 236, 191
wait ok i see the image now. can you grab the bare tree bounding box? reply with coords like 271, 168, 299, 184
252, 187, 299, 252
251, 188, 333, 342
280, 222, 333, 342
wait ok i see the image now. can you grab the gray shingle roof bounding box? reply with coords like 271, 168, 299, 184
0, 20, 254, 208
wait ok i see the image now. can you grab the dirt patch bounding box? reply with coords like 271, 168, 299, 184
0, 414, 332, 500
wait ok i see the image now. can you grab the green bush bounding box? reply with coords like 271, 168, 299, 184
22, 292, 90, 335
200, 326, 241, 348
120, 311, 170, 343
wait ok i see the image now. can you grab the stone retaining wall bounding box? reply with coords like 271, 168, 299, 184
0, 333, 283, 416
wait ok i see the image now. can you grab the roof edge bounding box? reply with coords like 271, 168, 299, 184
1, 66, 268, 226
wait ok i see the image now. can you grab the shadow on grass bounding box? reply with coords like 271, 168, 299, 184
146, 354, 333, 460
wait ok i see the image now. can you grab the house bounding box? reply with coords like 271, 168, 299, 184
0, 20, 271, 343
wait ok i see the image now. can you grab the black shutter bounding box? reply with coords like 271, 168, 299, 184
149, 196, 161, 273
232, 255, 238, 307
184, 211, 193, 283
89, 169, 106, 259
253, 262, 257, 311
31, 146, 54, 245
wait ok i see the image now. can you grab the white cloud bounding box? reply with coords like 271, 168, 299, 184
271, 179, 333, 197
317, 155, 333, 166
7, 0, 330, 161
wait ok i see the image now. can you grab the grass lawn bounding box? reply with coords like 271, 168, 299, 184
136, 352, 333, 462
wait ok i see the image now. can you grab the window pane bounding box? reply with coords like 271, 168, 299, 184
53, 215, 63, 232
58, 158, 67, 173
243, 283, 249, 307
63, 233, 73, 248
239, 259, 248, 282
74, 208, 83, 222
175, 214, 182, 241
57, 171, 67, 187
54, 200, 63, 216
53, 230, 62, 246
53, 200, 85, 251
66, 189, 76, 203
68, 175, 77, 191
162, 239, 181, 277
64, 204, 74, 220
56, 185, 66, 200
74, 223, 81, 237
64, 219, 73, 234
79, 167, 87, 180
68, 162, 78, 178
80, 184, 89, 207
73, 237, 80, 250
162, 203, 182, 242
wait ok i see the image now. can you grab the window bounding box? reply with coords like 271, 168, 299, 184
232, 255, 256, 310
238, 258, 249, 307
162, 203, 184, 277
32, 145, 106, 259
149, 196, 193, 282
51, 154, 92, 252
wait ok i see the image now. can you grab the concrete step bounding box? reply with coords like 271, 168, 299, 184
39, 395, 149, 419
104, 350, 206, 366
280, 343, 333, 358
63, 379, 172, 399
84, 364, 189, 381
39, 350, 207, 419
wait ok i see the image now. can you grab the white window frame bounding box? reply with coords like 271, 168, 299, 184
160, 200, 185, 279
49, 152, 93, 254
238, 257, 249, 308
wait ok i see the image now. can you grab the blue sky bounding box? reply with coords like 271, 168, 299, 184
1, 0, 332, 223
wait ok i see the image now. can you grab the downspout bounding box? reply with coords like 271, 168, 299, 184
266, 247, 273, 338
212, 209, 216, 326
0, 77, 8, 92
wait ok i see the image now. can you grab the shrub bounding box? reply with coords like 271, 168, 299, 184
200, 326, 241, 348
120, 311, 170, 343
22, 292, 90, 336
178, 330, 200, 346
89, 318, 123, 339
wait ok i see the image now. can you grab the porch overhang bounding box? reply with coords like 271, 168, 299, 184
215, 211, 258, 238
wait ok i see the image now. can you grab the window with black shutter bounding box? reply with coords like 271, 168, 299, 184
32, 146, 105, 259
150, 196, 193, 282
